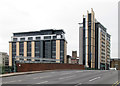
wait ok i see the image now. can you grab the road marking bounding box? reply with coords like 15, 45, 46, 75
89, 77, 101, 82
59, 75, 75, 80
115, 81, 120, 86
112, 81, 120, 86
36, 81, 48, 84
74, 83, 82, 86
112, 81, 118, 86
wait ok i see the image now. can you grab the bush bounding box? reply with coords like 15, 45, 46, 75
0, 66, 13, 74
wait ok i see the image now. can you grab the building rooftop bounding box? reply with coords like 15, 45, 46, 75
96, 22, 107, 32
13, 29, 65, 37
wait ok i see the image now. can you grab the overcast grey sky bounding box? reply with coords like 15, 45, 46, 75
0, 0, 118, 58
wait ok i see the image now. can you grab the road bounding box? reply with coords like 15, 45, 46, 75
1, 70, 119, 86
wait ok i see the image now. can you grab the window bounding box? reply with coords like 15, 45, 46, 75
44, 41, 51, 58
19, 42, 24, 56
27, 42, 31, 57
60, 40, 64, 62
13, 38, 17, 41
36, 37, 41, 40
61, 35, 63, 38
20, 38, 25, 41
53, 36, 56, 39
35, 41, 41, 57
12, 42, 16, 57
44, 36, 51, 39
52, 40, 56, 59
12, 42, 16, 66
28, 37, 33, 40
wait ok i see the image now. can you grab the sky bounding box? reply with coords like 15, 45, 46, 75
0, 0, 119, 58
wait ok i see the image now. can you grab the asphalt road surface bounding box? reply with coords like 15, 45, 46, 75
1, 70, 120, 86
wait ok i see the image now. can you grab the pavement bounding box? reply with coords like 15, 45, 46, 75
0, 70, 119, 86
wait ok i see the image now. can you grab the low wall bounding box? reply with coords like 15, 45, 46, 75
16, 63, 85, 72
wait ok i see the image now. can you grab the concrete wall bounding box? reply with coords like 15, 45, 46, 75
16, 63, 85, 72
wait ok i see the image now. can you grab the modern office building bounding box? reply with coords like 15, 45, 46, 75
0, 52, 9, 66
79, 9, 111, 70
9, 29, 67, 67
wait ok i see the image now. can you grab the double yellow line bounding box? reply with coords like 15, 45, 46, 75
112, 81, 120, 86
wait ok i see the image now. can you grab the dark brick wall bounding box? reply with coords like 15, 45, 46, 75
16, 63, 85, 72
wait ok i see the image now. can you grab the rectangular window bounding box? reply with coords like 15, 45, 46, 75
12, 42, 16, 57
60, 40, 64, 63
13, 38, 17, 41
20, 38, 25, 41
27, 42, 31, 57
44, 41, 51, 58
19, 42, 24, 56
44, 36, 51, 39
35, 41, 41, 57
52, 40, 56, 59
12, 42, 16, 66
36, 37, 41, 40
28, 37, 33, 40
53, 36, 56, 39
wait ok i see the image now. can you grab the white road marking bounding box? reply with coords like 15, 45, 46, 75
74, 83, 82, 86
89, 77, 101, 82
36, 81, 48, 84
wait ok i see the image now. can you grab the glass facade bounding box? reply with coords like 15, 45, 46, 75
13, 38, 17, 41
60, 40, 64, 63
35, 41, 41, 57
52, 40, 56, 59
10, 29, 66, 67
44, 36, 51, 39
12, 42, 16, 66
27, 42, 31, 57
83, 18, 86, 65
19, 42, 24, 56
28, 37, 33, 41
12, 42, 16, 58
20, 38, 25, 41
36, 37, 41, 40
43, 41, 51, 58
88, 14, 92, 68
